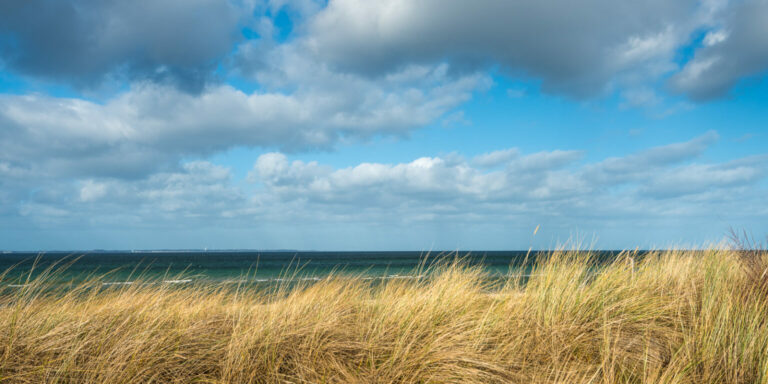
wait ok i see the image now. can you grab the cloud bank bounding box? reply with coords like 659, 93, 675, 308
304, 0, 705, 97
2, 0, 767, 100
1, 0, 768, 249
0, 66, 485, 179
4, 133, 765, 248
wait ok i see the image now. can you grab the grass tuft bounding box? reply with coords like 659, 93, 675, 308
1, 248, 768, 383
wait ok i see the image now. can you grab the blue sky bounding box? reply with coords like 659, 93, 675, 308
0, 0, 767, 251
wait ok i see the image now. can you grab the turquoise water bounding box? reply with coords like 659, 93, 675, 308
0, 250, 627, 286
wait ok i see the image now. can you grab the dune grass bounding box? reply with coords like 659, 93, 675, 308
1, 248, 768, 383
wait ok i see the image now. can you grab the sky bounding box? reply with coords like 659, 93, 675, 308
0, 0, 767, 251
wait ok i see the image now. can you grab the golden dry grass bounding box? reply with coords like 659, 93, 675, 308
1, 248, 768, 383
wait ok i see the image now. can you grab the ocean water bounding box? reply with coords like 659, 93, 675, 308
0, 250, 627, 287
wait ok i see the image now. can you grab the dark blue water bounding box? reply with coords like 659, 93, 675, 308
0, 250, 627, 285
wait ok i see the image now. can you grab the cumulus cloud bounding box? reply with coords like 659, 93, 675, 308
0, 0, 247, 91
0, 66, 484, 179
9, 132, 763, 224
239, 133, 765, 223
302, 0, 721, 98
5, 133, 767, 247
17, 161, 245, 227
641, 156, 768, 198
670, 0, 768, 100
472, 149, 521, 168
585, 131, 720, 184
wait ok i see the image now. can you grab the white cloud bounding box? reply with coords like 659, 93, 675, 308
0, 66, 484, 179
584, 131, 719, 183
641, 157, 768, 198
612, 27, 680, 69
6, 133, 767, 248
247, 149, 589, 211
237, 133, 764, 225
471, 149, 520, 168
703, 30, 729, 46
19, 161, 245, 227
79, 180, 108, 202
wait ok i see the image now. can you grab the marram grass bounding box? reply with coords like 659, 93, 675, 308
1, 249, 768, 383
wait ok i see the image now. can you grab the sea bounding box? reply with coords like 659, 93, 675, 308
0, 250, 629, 287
